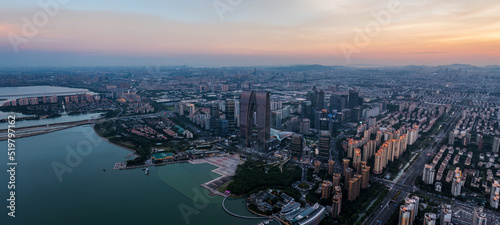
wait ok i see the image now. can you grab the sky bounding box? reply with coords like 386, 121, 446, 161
0, 0, 499, 67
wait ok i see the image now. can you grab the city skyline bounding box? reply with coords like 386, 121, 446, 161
1, 0, 500, 67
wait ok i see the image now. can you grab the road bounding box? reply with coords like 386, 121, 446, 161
364, 108, 463, 225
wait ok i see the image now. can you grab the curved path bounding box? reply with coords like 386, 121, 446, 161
221, 197, 282, 224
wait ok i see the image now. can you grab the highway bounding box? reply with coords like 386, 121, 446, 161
364, 108, 463, 225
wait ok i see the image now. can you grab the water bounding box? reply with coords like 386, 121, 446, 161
0, 126, 276, 225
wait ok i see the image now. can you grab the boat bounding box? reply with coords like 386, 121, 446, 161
145, 168, 150, 175
103, 169, 106, 172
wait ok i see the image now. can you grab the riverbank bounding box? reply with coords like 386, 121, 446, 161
191, 155, 244, 197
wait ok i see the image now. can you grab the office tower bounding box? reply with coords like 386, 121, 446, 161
399, 206, 411, 225
240, 90, 270, 152
318, 89, 325, 111
348, 89, 359, 109
491, 180, 500, 209
219, 119, 229, 136
321, 181, 333, 199
344, 168, 353, 189
314, 160, 321, 174
291, 134, 304, 159
347, 174, 361, 201
422, 164, 435, 185
271, 111, 282, 129
318, 131, 331, 162
307, 87, 318, 112
299, 118, 311, 134
353, 148, 361, 169
351, 107, 361, 121
423, 213, 437, 225
493, 137, 500, 153
329, 94, 339, 112
361, 165, 370, 189
328, 159, 335, 175
440, 204, 452, 224
210, 104, 220, 135
332, 173, 341, 187
448, 131, 455, 145
451, 167, 462, 196
343, 159, 350, 176
331, 193, 342, 218
472, 207, 487, 225
225, 99, 236, 133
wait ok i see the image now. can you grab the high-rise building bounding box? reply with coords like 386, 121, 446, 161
449, 131, 455, 145
329, 94, 339, 112
333, 185, 342, 195
493, 137, 500, 153
321, 181, 333, 199
271, 111, 282, 129
344, 168, 353, 189
210, 104, 220, 135
328, 159, 335, 175
361, 165, 370, 189
422, 164, 435, 185
353, 148, 362, 169
314, 160, 322, 174
348, 89, 359, 109
318, 131, 331, 162
451, 167, 463, 197
472, 207, 487, 225
318, 89, 325, 111
291, 134, 304, 159
225, 99, 236, 133
347, 174, 361, 201
331, 193, 342, 218
440, 204, 452, 224
399, 206, 411, 225
423, 213, 437, 225
332, 173, 341, 187
491, 180, 500, 209
343, 159, 350, 176
240, 90, 270, 152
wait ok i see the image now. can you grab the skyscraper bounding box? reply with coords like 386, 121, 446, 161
472, 207, 487, 225
451, 167, 462, 197
210, 104, 220, 135
493, 137, 500, 153
332, 173, 341, 187
491, 180, 500, 209
440, 204, 452, 224
449, 131, 455, 145
422, 164, 435, 185
331, 193, 342, 218
225, 99, 236, 133
361, 165, 370, 189
348, 89, 359, 109
329, 94, 339, 112
423, 213, 437, 225
328, 159, 335, 175
321, 181, 332, 199
240, 90, 270, 152
314, 160, 321, 173
291, 134, 304, 159
399, 206, 411, 225
318, 131, 330, 162
348, 174, 361, 201
343, 159, 350, 176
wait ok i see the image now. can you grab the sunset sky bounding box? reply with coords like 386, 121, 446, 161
1, 0, 499, 67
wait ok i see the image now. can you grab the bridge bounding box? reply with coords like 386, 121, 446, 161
0, 119, 99, 141
0, 91, 90, 98
221, 196, 282, 224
